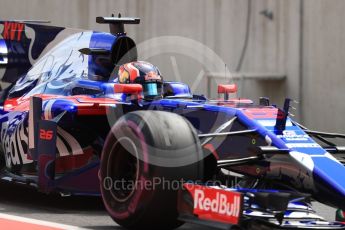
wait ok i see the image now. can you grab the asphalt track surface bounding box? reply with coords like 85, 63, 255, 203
0, 181, 336, 229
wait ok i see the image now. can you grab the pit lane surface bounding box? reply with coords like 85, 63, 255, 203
0, 181, 211, 229
0, 181, 336, 229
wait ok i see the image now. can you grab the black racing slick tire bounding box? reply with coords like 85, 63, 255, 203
100, 111, 204, 230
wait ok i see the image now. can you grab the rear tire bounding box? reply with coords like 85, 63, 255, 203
100, 111, 204, 229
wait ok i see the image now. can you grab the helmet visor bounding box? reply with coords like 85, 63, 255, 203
143, 82, 162, 98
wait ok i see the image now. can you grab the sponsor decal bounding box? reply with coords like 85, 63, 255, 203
1, 114, 32, 167
277, 130, 310, 141
282, 130, 296, 136
2, 22, 25, 41
184, 184, 242, 224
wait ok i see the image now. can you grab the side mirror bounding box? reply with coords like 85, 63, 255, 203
217, 84, 237, 94
217, 84, 237, 100
114, 84, 143, 94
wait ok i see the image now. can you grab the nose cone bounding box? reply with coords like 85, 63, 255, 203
311, 153, 345, 209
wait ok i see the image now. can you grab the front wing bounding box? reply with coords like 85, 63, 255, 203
178, 183, 345, 230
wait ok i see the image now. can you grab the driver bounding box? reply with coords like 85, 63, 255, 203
117, 61, 163, 100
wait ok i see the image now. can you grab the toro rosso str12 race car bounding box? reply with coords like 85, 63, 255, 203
1, 16, 345, 230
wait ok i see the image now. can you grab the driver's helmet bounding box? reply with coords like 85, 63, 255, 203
118, 61, 163, 99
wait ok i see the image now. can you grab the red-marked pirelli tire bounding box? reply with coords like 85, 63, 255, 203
100, 111, 204, 230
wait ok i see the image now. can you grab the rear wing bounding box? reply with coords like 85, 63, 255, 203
0, 20, 65, 83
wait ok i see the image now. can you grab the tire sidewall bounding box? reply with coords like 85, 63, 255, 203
100, 111, 204, 229
100, 117, 154, 225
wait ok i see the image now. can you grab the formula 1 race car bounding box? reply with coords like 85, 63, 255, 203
1, 16, 345, 230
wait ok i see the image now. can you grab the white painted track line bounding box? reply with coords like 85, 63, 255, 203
0, 213, 88, 230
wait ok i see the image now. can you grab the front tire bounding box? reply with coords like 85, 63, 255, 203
100, 111, 204, 229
